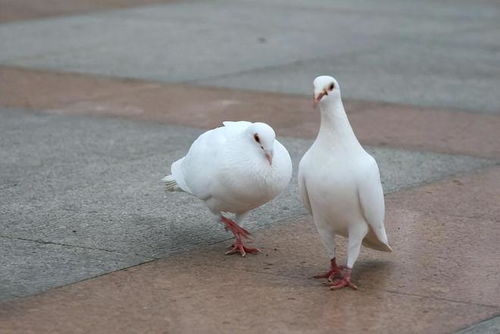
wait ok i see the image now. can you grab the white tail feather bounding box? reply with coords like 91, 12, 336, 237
162, 175, 183, 192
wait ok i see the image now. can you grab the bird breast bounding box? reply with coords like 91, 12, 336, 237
213, 143, 291, 212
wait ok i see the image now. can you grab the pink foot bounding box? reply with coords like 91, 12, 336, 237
221, 216, 251, 239
329, 268, 358, 290
225, 240, 261, 257
313, 258, 343, 281
220, 216, 260, 257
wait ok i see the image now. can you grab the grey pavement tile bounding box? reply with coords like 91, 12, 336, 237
455, 316, 500, 334
197, 39, 500, 113
0, 236, 148, 302
1, 2, 384, 81
1, 0, 499, 112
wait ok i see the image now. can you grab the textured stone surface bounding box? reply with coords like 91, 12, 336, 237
3, 67, 500, 159
0, 107, 496, 301
1, 0, 499, 112
2, 166, 499, 333
456, 316, 500, 334
0, 236, 147, 301
0, 260, 497, 334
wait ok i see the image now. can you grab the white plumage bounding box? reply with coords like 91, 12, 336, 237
163, 121, 292, 256
299, 75, 392, 289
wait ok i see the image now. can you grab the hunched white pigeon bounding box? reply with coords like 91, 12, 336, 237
163, 121, 292, 256
298, 75, 392, 290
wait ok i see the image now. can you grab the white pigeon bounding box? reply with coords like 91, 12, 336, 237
298, 75, 392, 290
163, 121, 292, 256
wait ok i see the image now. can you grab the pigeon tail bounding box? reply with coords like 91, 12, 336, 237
162, 175, 183, 192
362, 227, 392, 252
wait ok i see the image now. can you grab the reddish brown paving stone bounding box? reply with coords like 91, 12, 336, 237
348, 105, 500, 159
152, 172, 500, 308
0, 168, 499, 333
0, 67, 161, 109
0, 0, 180, 23
0, 256, 497, 334
386, 166, 500, 222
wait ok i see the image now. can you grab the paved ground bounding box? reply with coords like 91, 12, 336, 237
0, 0, 499, 333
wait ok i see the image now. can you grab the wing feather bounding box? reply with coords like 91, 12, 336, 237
358, 157, 392, 252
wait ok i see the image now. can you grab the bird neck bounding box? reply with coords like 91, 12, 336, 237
317, 98, 361, 149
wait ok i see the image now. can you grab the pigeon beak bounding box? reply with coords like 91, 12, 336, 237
264, 150, 273, 166
313, 89, 328, 108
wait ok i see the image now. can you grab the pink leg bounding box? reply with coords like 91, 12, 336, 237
329, 268, 358, 290
313, 258, 343, 282
220, 216, 260, 257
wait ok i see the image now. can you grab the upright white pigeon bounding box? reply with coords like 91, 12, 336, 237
163, 121, 292, 256
298, 75, 392, 290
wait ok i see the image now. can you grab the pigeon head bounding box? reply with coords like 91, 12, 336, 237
246, 122, 275, 166
313, 75, 340, 107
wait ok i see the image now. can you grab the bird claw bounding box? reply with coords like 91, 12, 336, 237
314, 262, 358, 290
312, 270, 342, 281
328, 277, 358, 290
312, 258, 343, 281
225, 242, 261, 257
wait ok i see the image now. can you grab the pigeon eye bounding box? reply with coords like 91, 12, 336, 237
329, 83, 335, 90
254, 134, 261, 143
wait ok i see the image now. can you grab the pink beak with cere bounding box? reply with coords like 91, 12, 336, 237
313, 89, 328, 108
264, 151, 273, 166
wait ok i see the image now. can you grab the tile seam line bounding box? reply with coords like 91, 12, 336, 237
0, 234, 151, 259
2, 208, 498, 309
3, 10, 386, 66
102, 1, 500, 25
1, 65, 496, 116
198, 247, 500, 309
183, 42, 392, 84
34, 109, 500, 160
2, 240, 498, 311
455, 313, 500, 333
0, 257, 158, 306
6, 104, 500, 160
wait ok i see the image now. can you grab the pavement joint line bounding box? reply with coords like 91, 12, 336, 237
2, 43, 109, 66
146, 247, 500, 310
0, 257, 159, 305
381, 290, 500, 310
189, 48, 500, 115
186, 42, 391, 86
23, 103, 500, 161
50, 83, 164, 109
455, 314, 500, 333
188, 214, 500, 309
380, 162, 500, 195
184, 254, 500, 310
0, 234, 152, 259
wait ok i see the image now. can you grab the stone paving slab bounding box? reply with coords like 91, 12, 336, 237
457, 316, 500, 334
1, 0, 499, 112
1, 166, 499, 333
3, 67, 500, 158
0, 262, 497, 334
0, 107, 497, 301
0, 0, 179, 23
0, 236, 148, 301
387, 166, 500, 222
